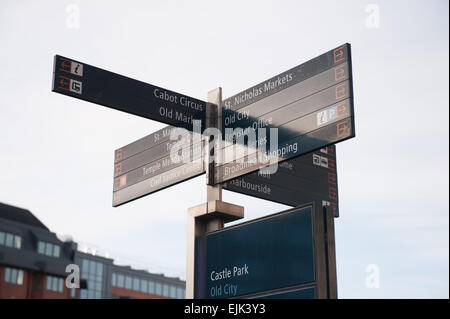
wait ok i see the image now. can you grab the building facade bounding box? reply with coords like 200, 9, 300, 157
74, 251, 186, 299
0, 202, 185, 299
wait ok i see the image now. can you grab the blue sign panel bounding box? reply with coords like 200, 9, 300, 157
205, 205, 315, 298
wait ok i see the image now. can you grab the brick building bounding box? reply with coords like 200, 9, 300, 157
0, 202, 185, 299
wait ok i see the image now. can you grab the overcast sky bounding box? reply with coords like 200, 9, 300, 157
0, 0, 448, 298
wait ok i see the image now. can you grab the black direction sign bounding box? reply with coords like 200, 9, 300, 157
222, 145, 339, 217
215, 44, 354, 184
52, 55, 206, 132
112, 126, 205, 207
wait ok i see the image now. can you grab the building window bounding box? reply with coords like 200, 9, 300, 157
133, 278, 139, 291
110, 272, 184, 298
125, 276, 132, 290
140, 280, 147, 293
46, 276, 64, 293
80, 259, 104, 299
170, 286, 176, 299
53, 245, 60, 257
38, 241, 45, 254
14, 236, 21, 249
148, 280, 155, 294
70, 287, 76, 298
163, 284, 169, 297
177, 287, 184, 299
0, 232, 21, 249
89, 260, 96, 274
96, 262, 102, 277
37, 241, 60, 258
45, 242, 53, 255
17, 270, 24, 285
4, 267, 24, 285
155, 282, 162, 295
117, 274, 124, 288
6, 233, 13, 247
112, 273, 117, 286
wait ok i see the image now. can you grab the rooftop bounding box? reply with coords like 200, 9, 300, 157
0, 202, 48, 230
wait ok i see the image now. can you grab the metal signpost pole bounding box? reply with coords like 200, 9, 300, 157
324, 205, 338, 298
206, 88, 224, 232
186, 88, 244, 299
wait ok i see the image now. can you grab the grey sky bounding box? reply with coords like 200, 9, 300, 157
0, 0, 448, 298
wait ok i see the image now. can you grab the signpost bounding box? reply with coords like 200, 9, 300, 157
52, 43, 355, 299
214, 43, 354, 184
52, 55, 207, 132
204, 203, 337, 299
112, 126, 205, 207
222, 145, 339, 217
